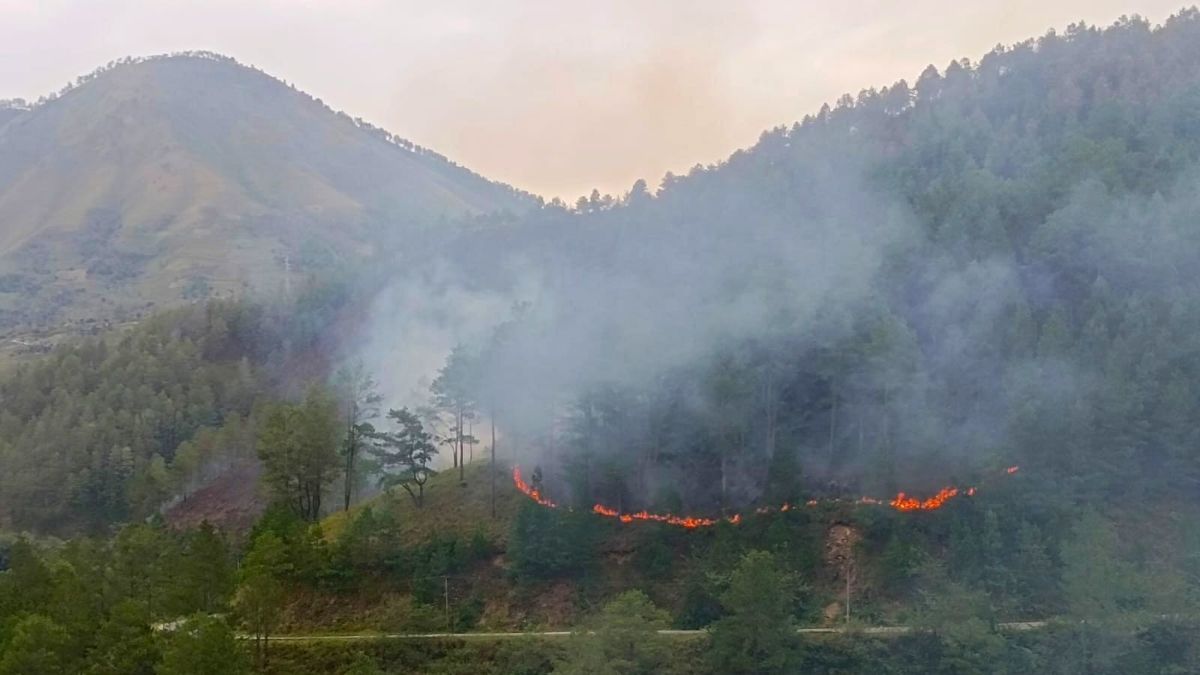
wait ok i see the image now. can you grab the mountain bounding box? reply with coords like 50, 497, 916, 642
0, 105, 24, 129
427, 11, 1200, 509
8, 12, 1200, 675
0, 53, 533, 336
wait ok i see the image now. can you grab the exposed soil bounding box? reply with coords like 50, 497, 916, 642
163, 461, 266, 534
824, 522, 861, 580
822, 522, 862, 624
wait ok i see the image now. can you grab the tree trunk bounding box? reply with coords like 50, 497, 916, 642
490, 410, 497, 519
764, 366, 777, 462
720, 450, 727, 507
343, 428, 355, 512
343, 403, 355, 511
882, 382, 890, 452
828, 378, 837, 470
458, 408, 465, 483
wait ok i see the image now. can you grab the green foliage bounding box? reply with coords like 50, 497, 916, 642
0, 537, 54, 617
234, 533, 286, 671
0, 524, 252, 675
632, 531, 674, 581
877, 529, 926, 594
157, 615, 249, 675
450, 24, 1200, 626
430, 343, 480, 479
333, 362, 382, 512
247, 506, 330, 582
0, 300, 265, 531
330, 506, 404, 578
13, 14, 1200, 674
370, 407, 438, 506
393, 532, 492, 604
452, 593, 486, 632
509, 501, 598, 582
175, 522, 234, 614
388, 600, 446, 633
1116, 619, 1200, 674
554, 590, 672, 675
339, 651, 386, 675
233, 570, 283, 643
911, 560, 1005, 674
109, 523, 178, 616
1062, 510, 1147, 624
1008, 522, 1060, 616
708, 551, 800, 675
676, 573, 724, 630
257, 385, 343, 521
83, 600, 159, 675
0, 614, 74, 675
328, 506, 493, 597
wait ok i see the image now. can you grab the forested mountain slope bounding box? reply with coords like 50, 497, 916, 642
6, 11, 1200, 675
442, 11, 1200, 513
0, 53, 532, 334
0, 279, 354, 533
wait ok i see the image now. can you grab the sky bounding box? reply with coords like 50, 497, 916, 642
0, 1, 1189, 200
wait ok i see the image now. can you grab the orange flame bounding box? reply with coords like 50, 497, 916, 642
512, 464, 1019, 529
593, 503, 719, 528
888, 487, 959, 512
512, 467, 557, 509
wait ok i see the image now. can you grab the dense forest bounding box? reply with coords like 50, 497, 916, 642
5, 10, 1200, 675
444, 11, 1200, 515
0, 275, 360, 533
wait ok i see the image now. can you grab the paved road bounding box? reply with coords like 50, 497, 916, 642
262, 621, 1047, 643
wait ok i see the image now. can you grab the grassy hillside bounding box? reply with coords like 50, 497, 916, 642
323, 461, 523, 546
0, 53, 533, 336
300, 459, 867, 635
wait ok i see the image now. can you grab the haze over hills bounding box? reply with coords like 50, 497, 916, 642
0, 53, 533, 337
8, 9, 1200, 674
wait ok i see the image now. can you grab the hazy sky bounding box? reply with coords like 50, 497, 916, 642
0, 1, 1188, 199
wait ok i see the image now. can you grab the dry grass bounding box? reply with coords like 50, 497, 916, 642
0, 55, 531, 336
322, 459, 522, 547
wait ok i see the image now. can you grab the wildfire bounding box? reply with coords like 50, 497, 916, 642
889, 487, 959, 512
511, 465, 1020, 529
592, 504, 722, 529
511, 466, 557, 509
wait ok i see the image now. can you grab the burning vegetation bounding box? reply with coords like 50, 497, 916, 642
512, 465, 1020, 528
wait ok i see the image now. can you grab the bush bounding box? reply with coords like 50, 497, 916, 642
158, 615, 249, 675
633, 531, 674, 580
509, 502, 598, 582
452, 594, 485, 632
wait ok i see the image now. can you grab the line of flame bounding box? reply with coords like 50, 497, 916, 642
511, 465, 1018, 529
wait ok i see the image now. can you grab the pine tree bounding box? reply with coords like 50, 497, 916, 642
708, 551, 800, 675
369, 407, 438, 507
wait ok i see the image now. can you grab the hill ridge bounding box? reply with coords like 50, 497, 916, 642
0, 50, 536, 339
9, 50, 536, 204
